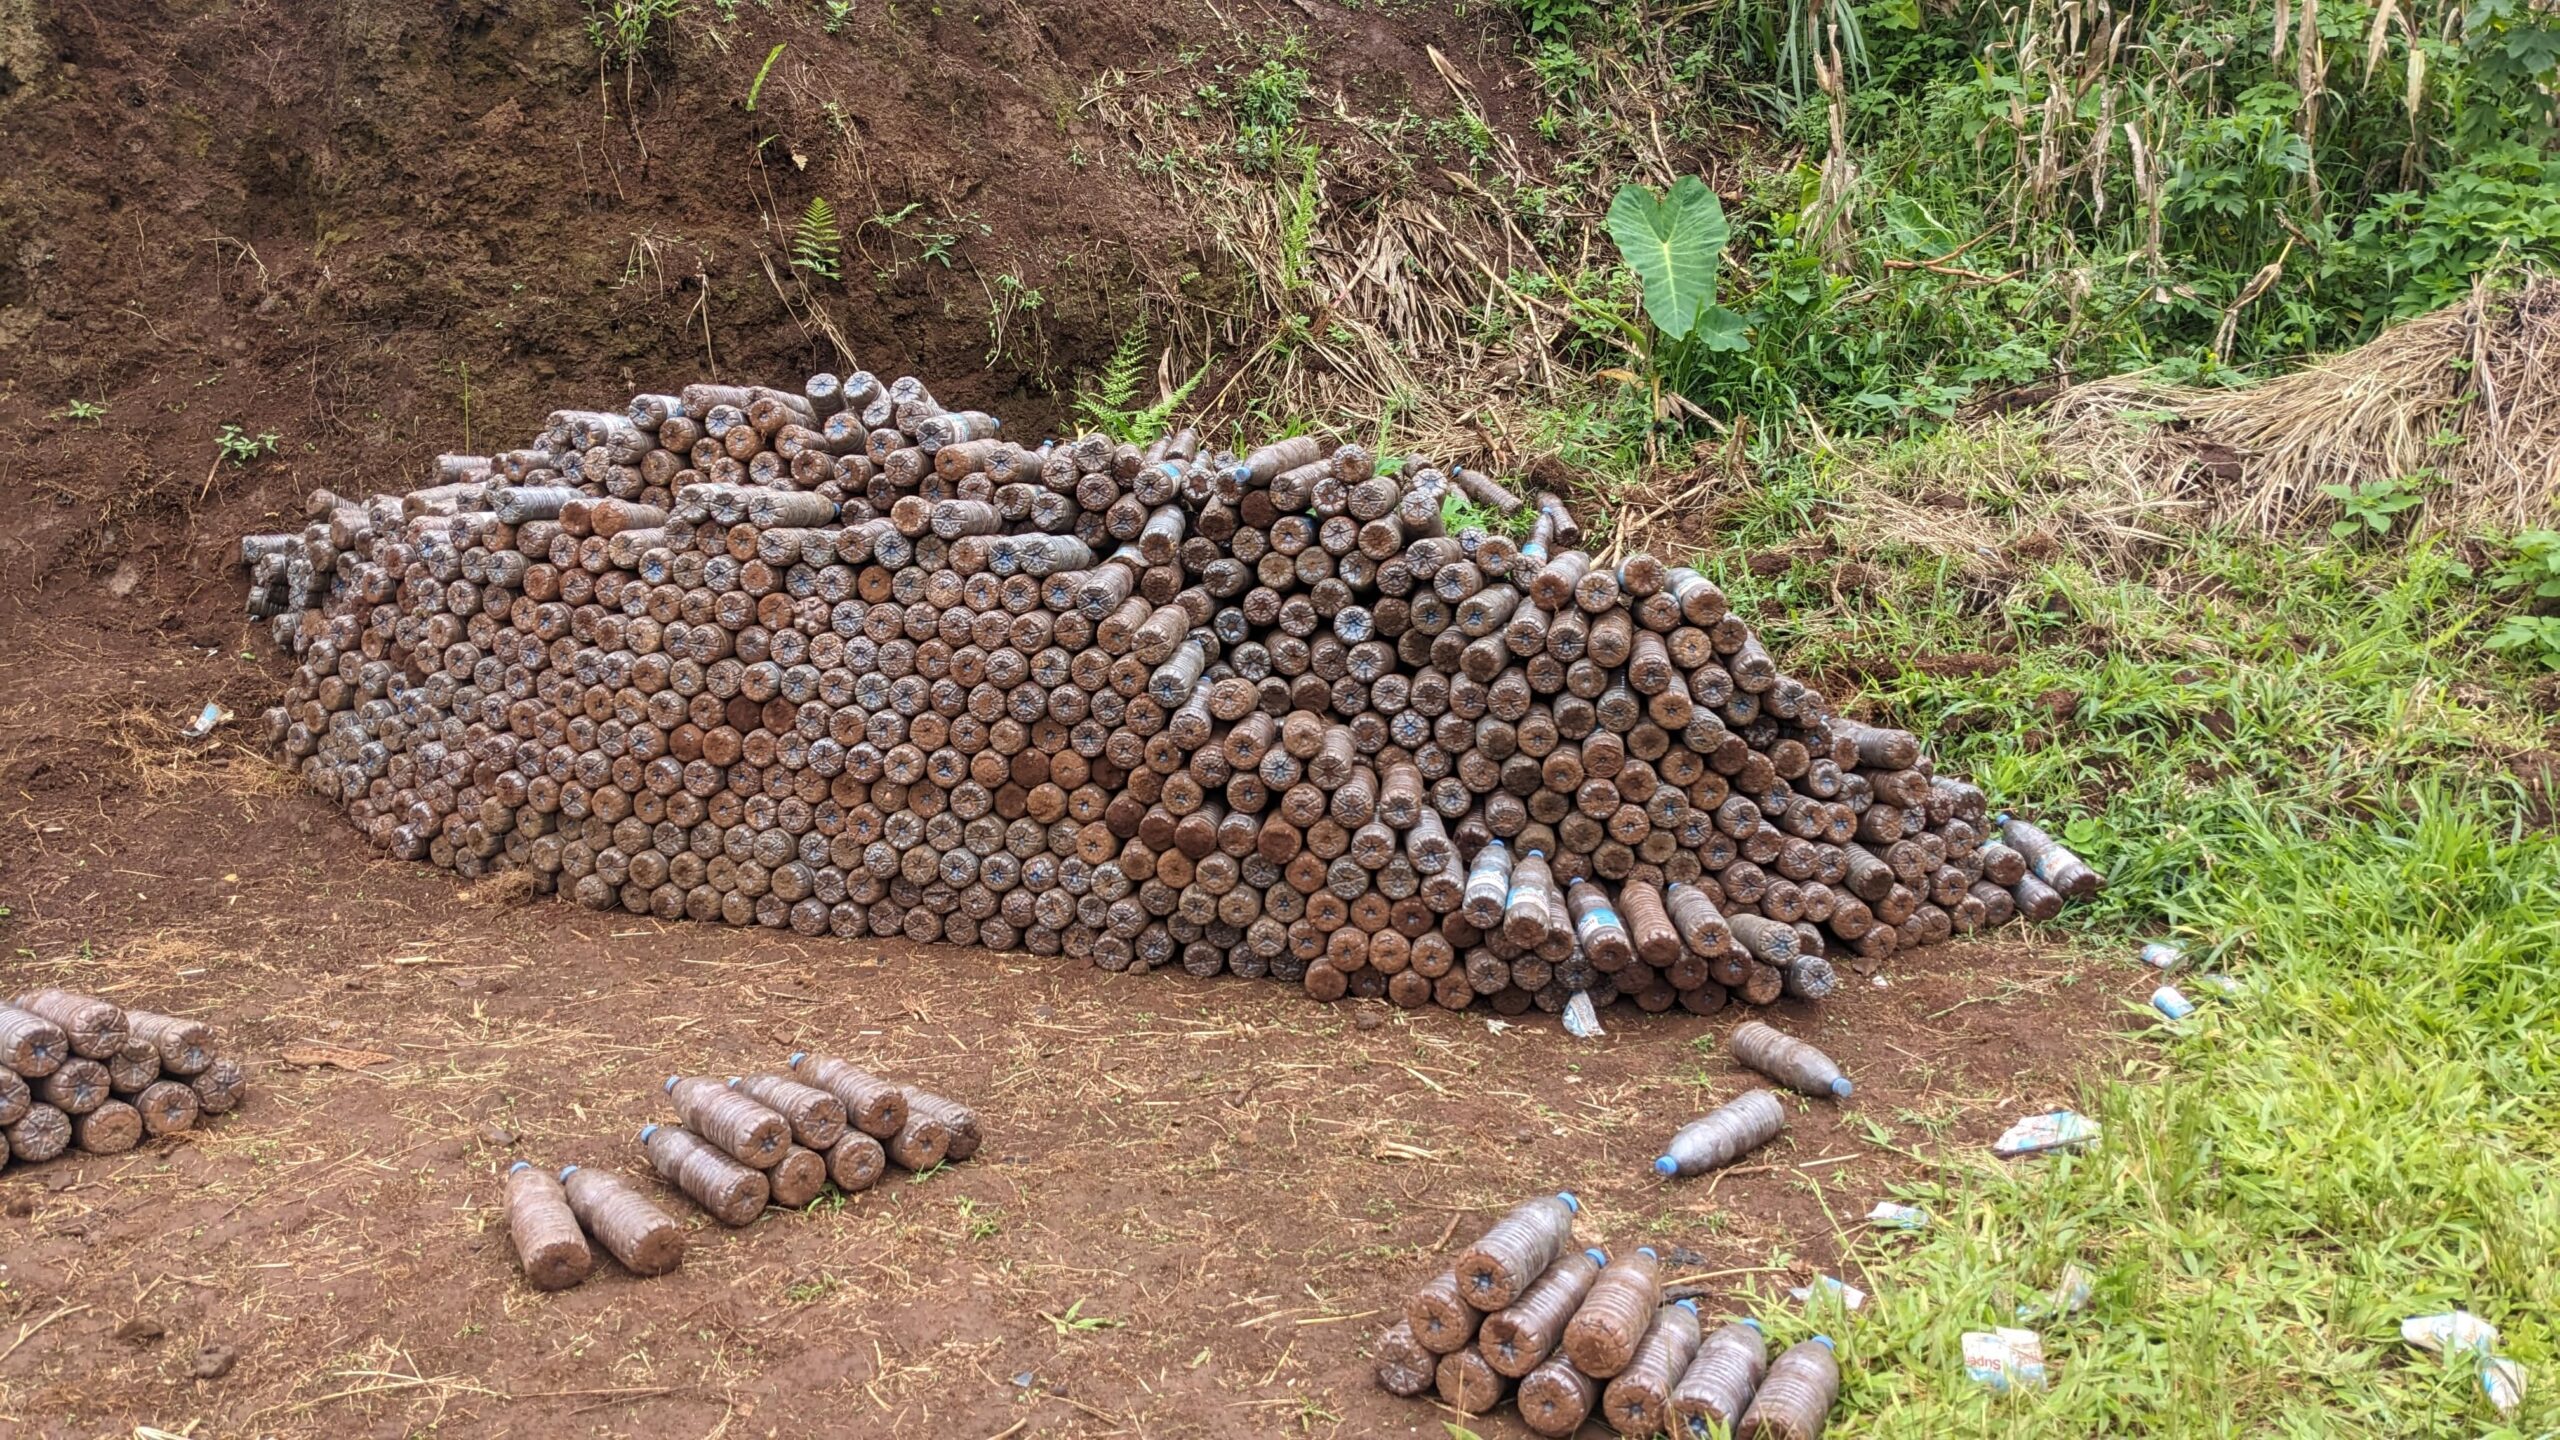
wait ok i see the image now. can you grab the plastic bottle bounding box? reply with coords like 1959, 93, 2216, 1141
1739, 1335, 1840, 1440
1568, 881, 1635, 971
191, 1055, 248, 1115
1434, 1347, 1510, 1415
786, 1053, 910, 1139
72, 1099, 141, 1156
1670, 1318, 1768, 1434
729, 1074, 848, 1151
768, 1144, 830, 1208
1516, 1349, 1601, 1437
1601, 1300, 1702, 1436
639, 1123, 769, 1226
1481, 1247, 1606, 1377
504, 1161, 594, 1291
1564, 1246, 1664, 1377
134, 1079, 200, 1136
2010, 871, 2064, 922
1454, 1191, 1579, 1311
886, 1108, 953, 1171
1374, 1319, 1437, 1397
0, 1070, 25, 1127
0, 1007, 68, 1078
827, 1131, 886, 1192
6, 1102, 70, 1162
1407, 1268, 1484, 1354
2000, 818, 2101, 898
559, 1165, 686, 1276
1655, 1091, 1787, 1178
40, 1058, 108, 1116
1461, 840, 1513, 929
1784, 954, 1838, 1001
663, 1076, 789, 1169
901, 1087, 982, 1160
108, 1036, 161, 1096
1504, 851, 1560, 947
1729, 1021, 1853, 1099
10, 990, 126, 1060
124, 1010, 213, 1076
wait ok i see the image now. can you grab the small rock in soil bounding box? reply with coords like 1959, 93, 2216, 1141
190, 1343, 238, 1379
481, 1124, 515, 1146
1354, 1009, 1385, 1031
115, 1317, 165, 1344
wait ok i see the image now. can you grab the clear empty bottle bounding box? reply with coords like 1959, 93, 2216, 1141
133, 1079, 199, 1136
729, 1074, 848, 1151
1601, 1300, 1702, 1436
1564, 1245, 1663, 1377
663, 1076, 789, 1169
1729, 1021, 1853, 1098
6, 1102, 70, 1162
768, 1144, 830, 1208
1517, 1349, 1601, 1437
1374, 1320, 1437, 1397
72, 1099, 140, 1155
786, 1053, 910, 1139
1406, 1268, 1483, 1354
639, 1123, 769, 1226
504, 1160, 594, 1291
559, 1165, 686, 1276
827, 1131, 886, 1192
1739, 1335, 1839, 1440
1670, 1318, 1768, 1435
0, 1007, 68, 1078
900, 1086, 982, 1160
1461, 840, 1513, 929
1454, 1191, 1579, 1310
191, 1055, 248, 1115
1655, 1091, 1787, 1178
1481, 1247, 1605, 1377
124, 1010, 213, 1076
1434, 1347, 1510, 1415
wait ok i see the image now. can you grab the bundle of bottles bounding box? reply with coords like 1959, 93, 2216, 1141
1377, 1192, 1843, 1437
248, 366, 2100, 1019
0, 990, 247, 1167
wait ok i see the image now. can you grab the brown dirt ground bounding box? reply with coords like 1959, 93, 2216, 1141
0, 3, 2140, 1435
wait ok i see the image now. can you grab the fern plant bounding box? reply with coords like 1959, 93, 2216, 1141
1072, 326, 1208, 446
791, 196, 842, 281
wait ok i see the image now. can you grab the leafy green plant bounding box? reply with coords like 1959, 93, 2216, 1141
815, 0, 854, 33
50, 399, 104, 425
1039, 1299, 1119, 1335
214, 424, 279, 466
2321, 476, 2427, 539
1072, 325, 1209, 446
2490, 530, 2560, 600
744, 42, 784, 111
2485, 614, 2560, 670
1514, 0, 1599, 38
582, 0, 684, 66
1230, 54, 1311, 172
1605, 179, 1746, 350
791, 196, 842, 281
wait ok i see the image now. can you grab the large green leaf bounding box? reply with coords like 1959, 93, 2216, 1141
1606, 178, 1731, 341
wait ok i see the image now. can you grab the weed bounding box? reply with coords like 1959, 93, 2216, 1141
51, 399, 105, 425
582, 0, 683, 67
956, 1195, 1003, 1241
790, 196, 842, 281
815, 0, 853, 33
744, 42, 784, 110
214, 425, 279, 466
2322, 475, 2429, 539
781, 1271, 841, 1304
1039, 1299, 1119, 1335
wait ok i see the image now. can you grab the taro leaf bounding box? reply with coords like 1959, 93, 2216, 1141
1693, 304, 1751, 353
1607, 178, 1732, 341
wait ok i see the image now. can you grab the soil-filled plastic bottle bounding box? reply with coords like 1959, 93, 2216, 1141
1434, 1347, 1510, 1414
124, 1011, 213, 1076
1564, 1246, 1663, 1377
1655, 1091, 1786, 1178
1461, 840, 1513, 929
2001, 818, 2101, 897
802, 1128, 868, 1193
787, 1053, 910, 1139
663, 1076, 789, 1169
1504, 851, 1560, 947
1454, 1191, 1579, 1311
0, 1007, 67, 1078
1729, 1021, 1853, 1098
639, 1123, 769, 1226
885, 1108, 953, 1171
900, 1087, 982, 1160
768, 1144, 830, 1208
1374, 1319, 1437, 1397
559, 1165, 686, 1276
39, 1058, 107, 1116
108, 1037, 161, 1096
1481, 1247, 1605, 1377
72, 1099, 141, 1155
1670, 1318, 1768, 1434
1406, 1268, 1483, 1354
7, 1102, 70, 1162
2010, 871, 2064, 922
504, 1161, 594, 1291
10, 990, 126, 1060
133, 1079, 200, 1136
0, 1070, 25, 1127
191, 1055, 248, 1115
1601, 1300, 1702, 1436
729, 1074, 848, 1151
1739, 1335, 1839, 1440
1517, 1349, 1602, 1437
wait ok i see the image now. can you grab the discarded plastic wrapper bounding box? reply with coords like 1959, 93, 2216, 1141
1962, 1327, 2048, 1391
180, 702, 232, 741
2199, 974, 2243, 998
2140, 941, 2183, 970
2150, 985, 2195, 1020
1561, 991, 1606, 1039
1866, 1202, 1928, 1230
1994, 1111, 2099, 1158
1788, 1275, 1866, 1312
2402, 1311, 2527, 1414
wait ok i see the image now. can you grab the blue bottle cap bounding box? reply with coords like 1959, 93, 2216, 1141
1637, 1246, 1658, 1259
789, 1051, 809, 1067
558, 1164, 581, 1181
639, 1123, 659, 1143
662, 1075, 679, 1092
1676, 1298, 1700, 1313
1811, 1334, 1837, 1350
1556, 1191, 1580, 1212
1741, 1317, 1764, 1331
1585, 1248, 1608, 1265
508, 1160, 530, 1174
1652, 1155, 1679, 1177
1832, 1077, 1856, 1097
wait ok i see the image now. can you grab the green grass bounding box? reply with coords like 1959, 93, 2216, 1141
1674, 429, 2559, 1436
